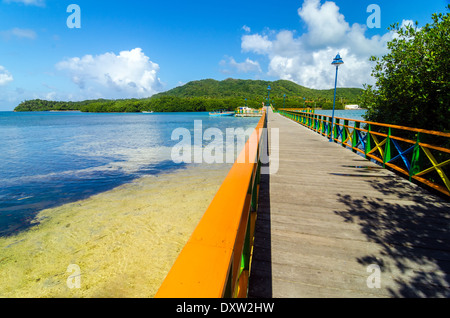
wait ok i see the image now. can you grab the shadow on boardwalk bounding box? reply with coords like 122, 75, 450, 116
334, 179, 450, 297
248, 165, 272, 298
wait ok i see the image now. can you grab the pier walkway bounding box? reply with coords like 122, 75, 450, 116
248, 107, 450, 298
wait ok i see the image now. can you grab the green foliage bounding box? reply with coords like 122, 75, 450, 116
362, 6, 450, 132
14, 78, 363, 113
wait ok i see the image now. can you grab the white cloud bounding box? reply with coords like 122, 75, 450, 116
0, 66, 13, 85
0, 28, 37, 40
400, 19, 415, 29
298, 0, 349, 48
56, 48, 163, 99
3, 0, 45, 6
241, 34, 273, 55
242, 25, 251, 33
239, 0, 396, 89
220, 57, 262, 74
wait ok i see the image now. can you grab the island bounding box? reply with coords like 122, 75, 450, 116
14, 78, 363, 113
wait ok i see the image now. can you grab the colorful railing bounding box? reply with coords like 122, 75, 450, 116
279, 109, 450, 197
155, 110, 267, 298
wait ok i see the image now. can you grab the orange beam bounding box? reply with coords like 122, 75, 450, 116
155, 111, 266, 298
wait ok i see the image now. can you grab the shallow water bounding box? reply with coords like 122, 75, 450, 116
0, 163, 231, 297
0, 111, 259, 236
0, 111, 259, 297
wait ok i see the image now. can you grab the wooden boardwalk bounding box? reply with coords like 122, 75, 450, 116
248, 108, 450, 298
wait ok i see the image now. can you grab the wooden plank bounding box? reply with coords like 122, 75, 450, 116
248, 108, 450, 298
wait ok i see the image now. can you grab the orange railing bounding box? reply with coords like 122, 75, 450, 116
279, 109, 450, 197
155, 110, 267, 298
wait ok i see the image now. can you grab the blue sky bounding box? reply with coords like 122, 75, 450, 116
0, 0, 448, 110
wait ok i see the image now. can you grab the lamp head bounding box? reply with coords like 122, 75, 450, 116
331, 53, 344, 67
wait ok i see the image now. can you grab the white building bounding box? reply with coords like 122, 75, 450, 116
345, 105, 361, 110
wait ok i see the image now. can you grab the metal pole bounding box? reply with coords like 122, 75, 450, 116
330, 66, 339, 142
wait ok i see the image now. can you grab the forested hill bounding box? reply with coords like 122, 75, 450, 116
14, 78, 363, 112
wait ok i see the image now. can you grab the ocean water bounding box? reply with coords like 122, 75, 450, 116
315, 109, 367, 120
0, 111, 260, 297
0, 111, 260, 237
312, 109, 367, 121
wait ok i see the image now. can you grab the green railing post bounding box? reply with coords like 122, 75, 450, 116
318, 116, 321, 133
352, 122, 360, 153
410, 132, 422, 181
383, 127, 392, 168
365, 124, 372, 159
334, 118, 339, 143
327, 117, 331, 140
342, 119, 348, 147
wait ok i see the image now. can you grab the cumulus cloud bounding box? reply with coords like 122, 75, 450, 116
240, 0, 396, 89
0, 66, 13, 85
241, 34, 273, 55
220, 56, 262, 74
298, 0, 349, 48
56, 48, 163, 99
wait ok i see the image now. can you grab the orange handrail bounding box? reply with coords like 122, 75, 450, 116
280, 108, 450, 137
155, 110, 267, 298
279, 109, 450, 197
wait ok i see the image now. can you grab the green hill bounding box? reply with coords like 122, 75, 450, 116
14, 78, 363, 112
154, 78, 362, 107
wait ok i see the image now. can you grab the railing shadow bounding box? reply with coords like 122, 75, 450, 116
334, 178, 450, 297
248, 161, 272, 298
248, 109, 272, 298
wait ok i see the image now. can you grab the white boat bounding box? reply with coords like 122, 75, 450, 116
142, 111, 154, 113
209, 110, 235, 117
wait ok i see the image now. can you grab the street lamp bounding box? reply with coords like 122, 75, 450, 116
330, 53, 344, 142
283, 94, 286, 108
267, 85, 271, 107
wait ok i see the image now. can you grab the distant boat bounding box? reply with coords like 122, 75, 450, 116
142, 111, 154, 113
209, 110, 235, 117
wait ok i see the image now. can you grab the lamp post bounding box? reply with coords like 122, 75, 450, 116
330, 53, 344, 142
283, 94, 286, 108
267, 85, 271, 107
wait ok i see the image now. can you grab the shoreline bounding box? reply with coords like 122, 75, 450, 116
0, 163, 232, 298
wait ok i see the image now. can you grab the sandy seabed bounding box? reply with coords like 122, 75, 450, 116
0, 164, 231, 298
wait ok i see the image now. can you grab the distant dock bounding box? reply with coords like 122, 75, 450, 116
235, 107, 263, 117
235, 113, 262, 117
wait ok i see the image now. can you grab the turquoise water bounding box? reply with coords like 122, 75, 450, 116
0, 111, 260, 236
312, 109, 367, 121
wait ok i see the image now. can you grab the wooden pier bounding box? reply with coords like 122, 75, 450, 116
248, 107, 450, 298
156, 106, 450, 298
